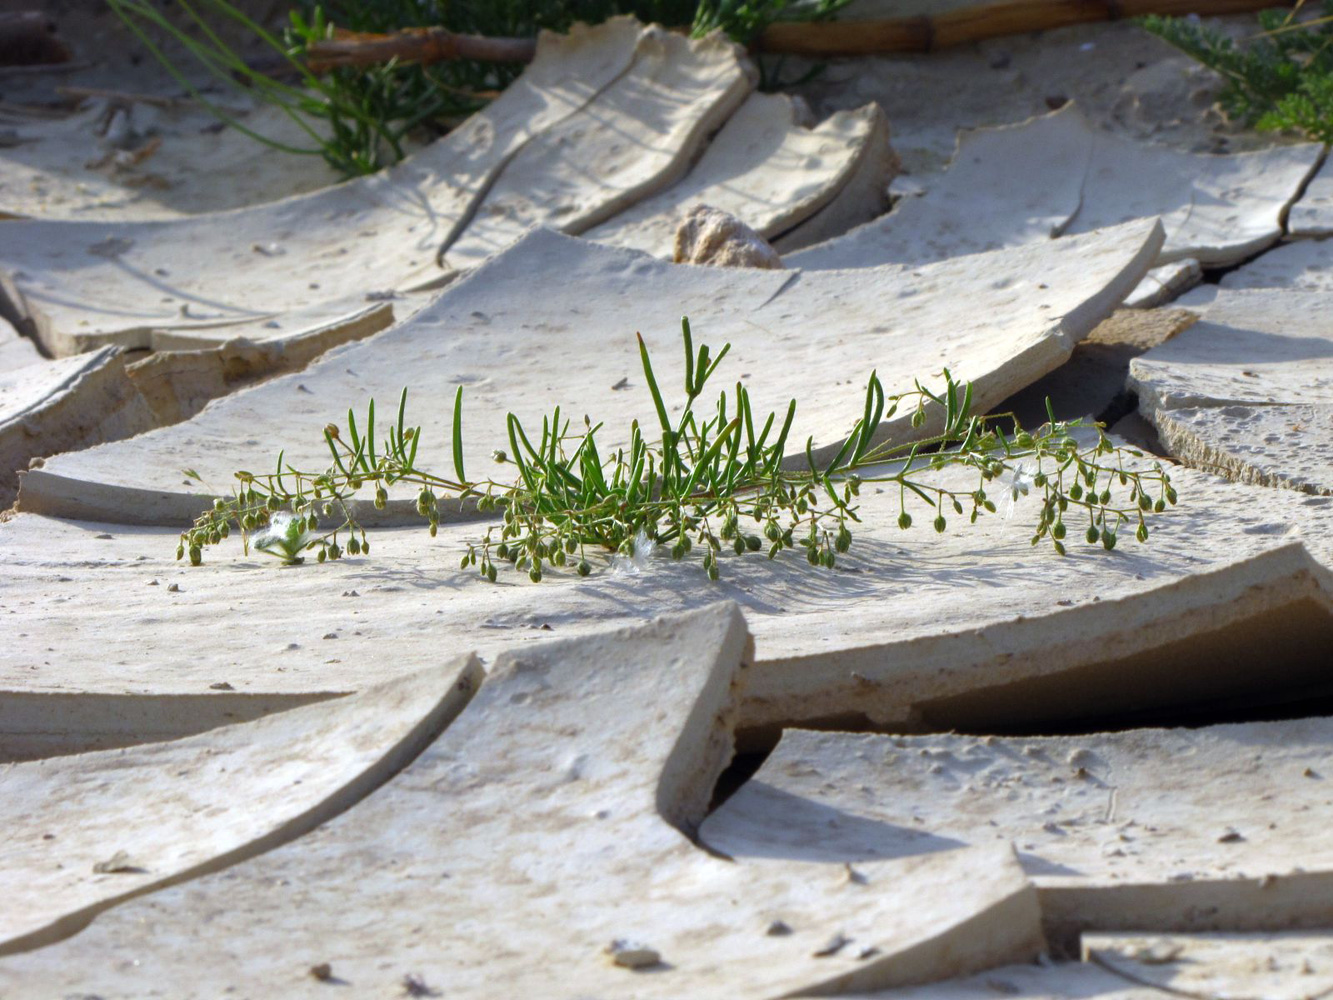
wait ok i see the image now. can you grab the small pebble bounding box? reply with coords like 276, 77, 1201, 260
606, 939, 660, 969
813, 933, 850, 958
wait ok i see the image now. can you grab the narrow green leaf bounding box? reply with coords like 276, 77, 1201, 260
452, 385, 466, 484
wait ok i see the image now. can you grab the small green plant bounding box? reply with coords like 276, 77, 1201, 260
1143, 4, 1333, 144
179, 320, 1177, 582
110, 0, 852, 176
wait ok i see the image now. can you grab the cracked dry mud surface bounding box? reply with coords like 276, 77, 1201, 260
4, 5, 1333, 998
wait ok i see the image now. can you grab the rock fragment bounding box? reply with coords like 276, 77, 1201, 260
673, 204, 784, 269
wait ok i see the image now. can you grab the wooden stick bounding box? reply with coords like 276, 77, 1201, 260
0, 11, 72, 67
305, 27, 536, 73
265, 0, 1292, 73
757, 0, 1295, 56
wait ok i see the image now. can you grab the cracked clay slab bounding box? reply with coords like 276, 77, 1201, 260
1211, 236, 1333, 295
0, 18, 645, 357
439, 27, 755, 271
582, 92, 894, 257
789, 105, 1320, 273
702, 716, 1333, 944
0, 346, 156, 505
16, 218, 1162, 525
839, 935, 1333, 1000
5, 443, 1333, 754
0, 605, 1044, 997
0, 659, 480, 957
1288, 154, 1333, 238
1082, 931, 1333, 1000
788, 106, 1090, 271
1129, 289, 1333, 495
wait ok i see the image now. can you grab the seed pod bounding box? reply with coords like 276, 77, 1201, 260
529, 566, 543, 583
374, 488, 387, 510
765, 522, 780, 542
1053, 540, 1066, 556
176, 545, 185, 561
898, 511, 912, 530
1153, 498, 1165, 513
1139, 494, 1152, 511
952, 499, 964, 515
835, 527, 851, 552
933, 515, 946, 534
911, 409, 926, 428
487, 564, 498, 582
1016, 432, 1034, 448
745, 534, 762, 552
243, 514, 257, 531
768, 543, 781, 560
707, 561, 720, 581
317, 547, 327, 563
806, 545, 819, 566
1102, 530, 1117, 551
1052, 521, 1066, 540
565, 537, 577, 554
460, 554, 470, 570
821, 549, 835, 569
213, 498, 226, 511
348, 537, 361, 555
1069, 483, 1083, 500
1099, 490, 1111, 505
982, 500, 997, 514
577, 560, 591, 577
189, 546, 202, 566
1033, 472, 1047, 488
733, 536, 745, 556
429, 521, 438, 538
208, 531, 221, 546
219, 522, 230, 539
1085, 525, 1099, 545
1166, 487, 1178, 505
267, 495, 281, 511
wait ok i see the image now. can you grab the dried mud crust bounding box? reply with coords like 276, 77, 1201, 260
792, 17, 1293, 178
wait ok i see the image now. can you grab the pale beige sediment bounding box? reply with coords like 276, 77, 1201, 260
0, 605, 1045, 997
3, 449, 1332, 756
704, 716, 1333, 943
16, 219, 1163, 525
1130, 289, 1333, 496
0, 347, 156, 505
0, 659, 480, 956
0, 18, 645, 357
438, 27, 755, 272
579, 93, 893, 257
